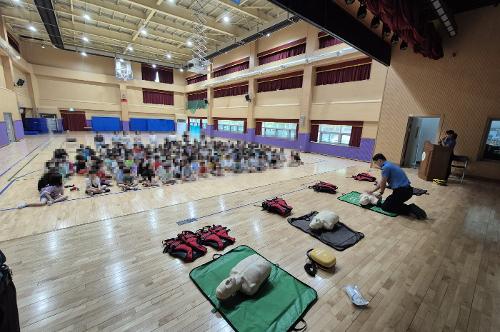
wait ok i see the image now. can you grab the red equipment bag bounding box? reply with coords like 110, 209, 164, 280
352, 173, 377, 182
309, 181, 338, 194
262, 197, 293, 217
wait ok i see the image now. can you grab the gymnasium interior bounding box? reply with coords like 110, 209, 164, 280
0, 0, 499, 331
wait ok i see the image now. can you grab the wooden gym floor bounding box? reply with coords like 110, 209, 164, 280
0, 133, 499, 331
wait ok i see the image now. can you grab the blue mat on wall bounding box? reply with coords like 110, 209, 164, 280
129, 118, 175, 132
91, 117, 121, 131
23, 118, 49, 133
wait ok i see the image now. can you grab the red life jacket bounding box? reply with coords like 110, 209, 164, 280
309, 181, 338, 194
352, 173, 377, 182
262, 197, 293, 217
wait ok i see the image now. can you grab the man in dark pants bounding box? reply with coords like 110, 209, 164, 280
0, 250, 20, 332
367, 154, 427, 219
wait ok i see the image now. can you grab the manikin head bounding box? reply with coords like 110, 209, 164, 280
372, 153, 387, 169
216, 276, 241, 300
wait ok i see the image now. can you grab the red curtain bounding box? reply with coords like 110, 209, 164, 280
158, 67, 173, 84
187, 90, 208, 101
310, 124, 319, 142
319, 36, 342, 49
349, 126, 363, 147
213, 119, 218, 130
60, 111, 87, 131
143, 89, 174, 105
213, 61, 249, 78
258, 43, 306, 65
257, 75, 303, 93
186, 75, 207, 85
214, 84, 248, 98
141, 64, 155, 81
255, 121, 262, 136
316, 63, 371, 86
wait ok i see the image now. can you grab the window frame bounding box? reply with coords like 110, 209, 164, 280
261, 121, 298, 140
480, 118, 500, 162
217, 119, 245, 134
317, 124, 352, 146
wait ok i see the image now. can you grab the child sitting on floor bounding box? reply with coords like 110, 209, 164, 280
118, 168, 138, 191
85, 170, 110, 196
181, 161, 196, 182
18, 173, 68, 208
198, 161, 209, 178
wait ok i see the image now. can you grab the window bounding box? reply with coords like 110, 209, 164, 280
186, 74, 207, 85
261, 122, 297, 140
315, 60, 371, 86
141, 64, 173, 83
142, 89, 174, 105
483, 119, 500, 161
202, 119, 208, 129
213, 83, 248, 98
213, 58, 249, 78
189, 118, 208, 129
218, 120, 244, 133
258, 38, 307, 65
318, 124, 352, 145
257, 72, 303, 93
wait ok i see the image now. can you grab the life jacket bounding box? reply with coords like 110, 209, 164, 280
352, 173, 377, 182
309, 181, 338, 194
262, 197, 293, 217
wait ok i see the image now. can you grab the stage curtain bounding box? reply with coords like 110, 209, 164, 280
319, 35, 343, 49
143, 89, 174, 105
213, 61, 249, 78
257, 75, 303, 93
186, 75, 207, 85
310, 124, 319, 142
214, 84, 248, 98
316, 63, 371, 86
258, 43, 306, 65
141, 64, 155, 81
349, 126, 363, 147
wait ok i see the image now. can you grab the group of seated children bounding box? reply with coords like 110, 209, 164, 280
19, 132, 304, 208
78, 132, 304, 192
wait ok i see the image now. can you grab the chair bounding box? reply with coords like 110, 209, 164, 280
451, 155, 469, 183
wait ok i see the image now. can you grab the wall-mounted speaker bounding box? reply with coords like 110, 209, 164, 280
245, 94, 251, 102
204, 99, 208, 105
16, 78, 25, 87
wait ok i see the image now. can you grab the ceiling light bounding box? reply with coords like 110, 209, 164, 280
16, 55, 21, 60
152, 64, 157, 68
432, 0, 441, 9
223, 15, 230, 23
400, 41, 408, 50
140, 28, 147, 36
449, 30, 456, 37
370, 16, 380, 29
166, 53, 172, 59
83, 13, 90, 20
390, 33, 399, 45
345, 0, 355, 4
357, 4, 367, 19
119, 58, 124, 63
180, 68, 184, 72
168, 0, 175, 3
41, 44, 45, 48
82, 36, 89, 42
81, 51, 87, 56
28, 25, 37, 32
127, 45, 133, 51
187, 40, 193, 47
266, 33, 271, 37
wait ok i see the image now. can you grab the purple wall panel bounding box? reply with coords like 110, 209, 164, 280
122, 121, 130, 132
246, 128, 256, 143
298, 133, 310, 152
254, 135, 299, 149
308, 138, 375, 161
204, 124, 214, 137
0, 122, 9, 147
212, 130, 247, 141
14, 120, 24, 140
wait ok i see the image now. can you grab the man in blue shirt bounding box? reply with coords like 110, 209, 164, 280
367, 153, 427, 219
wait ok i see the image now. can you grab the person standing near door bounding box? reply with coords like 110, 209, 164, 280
367, 153, 427, 219
439, 130, 458, 180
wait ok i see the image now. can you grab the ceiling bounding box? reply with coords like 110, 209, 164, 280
0, 0, 289, 66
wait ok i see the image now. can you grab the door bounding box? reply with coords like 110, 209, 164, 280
60, 110, 87, 131
3, 112, 15, 142
188, 118, 201, 137
403, 116, 441, 167
176, 119, 187, 136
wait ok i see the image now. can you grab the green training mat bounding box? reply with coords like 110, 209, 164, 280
190, 245, 317, 332
337, 191, 398, 217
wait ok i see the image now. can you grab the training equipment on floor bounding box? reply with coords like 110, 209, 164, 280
359, 192, 380, 206
309, 181, 338, 194
344, 284, 369, 307
309, 210, 339, 230
190, 245, 317, 332
162, 231, 207, 263
261, 197, 293, 217
215, 254, 272, 300
196, 225, 235, 250
338, 191, 398, 217
288, 212, 364, 251
352, 173, 377, 182
433, 179, 447, 186
304, 248, 337, 277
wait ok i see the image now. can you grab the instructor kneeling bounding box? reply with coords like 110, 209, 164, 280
367, 153, 427, 219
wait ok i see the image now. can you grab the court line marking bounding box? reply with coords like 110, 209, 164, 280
0, 140, 49, 178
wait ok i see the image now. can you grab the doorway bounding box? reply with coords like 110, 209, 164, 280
402, 116, 441, 167
3, 112, 15, 142
176, 119, 187, 136
40, 113, 61, 132
60, 110, 87, 131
